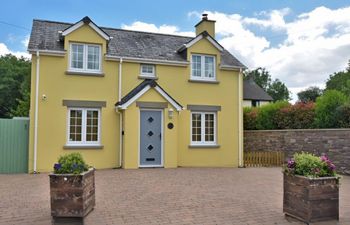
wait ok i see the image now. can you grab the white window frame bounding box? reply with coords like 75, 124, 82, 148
66, 107, 101, 146
190, 112, 217, 146
140, 64, 156, 77
190, 54, 216, 81
69, 43, 102, 73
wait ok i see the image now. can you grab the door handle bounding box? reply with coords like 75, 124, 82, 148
159, 133, 161, 139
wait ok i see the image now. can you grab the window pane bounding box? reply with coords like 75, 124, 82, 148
71, 44, 84, 69
86, 110, 99, 142
87, 45, 100, 70
205, 56, 214, 78
192, 113, 202, 142
141, 65, 154, 75
205, 114, 214, 142
69, 109, 82, 141
191, 55, 202, 77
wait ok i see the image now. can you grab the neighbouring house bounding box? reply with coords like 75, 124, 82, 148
27, 14, 246, 172
243, 79, 273, 107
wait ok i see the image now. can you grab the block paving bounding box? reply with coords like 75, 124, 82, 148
0, 168, 349, 225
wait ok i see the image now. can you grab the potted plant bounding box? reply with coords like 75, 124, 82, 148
283, 152, 340, 223
49, 153, 95, 219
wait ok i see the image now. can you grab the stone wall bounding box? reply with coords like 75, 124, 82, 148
244, 129, 350, 175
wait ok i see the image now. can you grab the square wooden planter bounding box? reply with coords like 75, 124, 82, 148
49, 168, 95, 218
283, 173, 339, 223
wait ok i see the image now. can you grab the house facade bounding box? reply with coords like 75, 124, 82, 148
27, 15, 246, 172
243, 79, 273, 107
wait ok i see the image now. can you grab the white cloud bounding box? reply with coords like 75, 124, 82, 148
0, 35, 30, 59
122, 21, 195, 37
243, 8, 290, 30
0, 42, 30, 59
191, 7, 350, 101
21, 35, 29, 49
115, 7, 350, 102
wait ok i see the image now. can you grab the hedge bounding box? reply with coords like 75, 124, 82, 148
244, 90, 350, 130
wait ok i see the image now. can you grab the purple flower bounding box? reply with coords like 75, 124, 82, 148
287, 159, 296, 169
54, 163, 61, 170
320, 155, 329, 162
329, 163, 336, 171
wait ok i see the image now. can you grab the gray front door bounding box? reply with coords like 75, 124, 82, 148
140, 110, 162, 166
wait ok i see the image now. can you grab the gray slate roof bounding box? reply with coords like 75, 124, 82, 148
115, 79, 182, 107
28, 19, 245, 68
243, 79, 273, 101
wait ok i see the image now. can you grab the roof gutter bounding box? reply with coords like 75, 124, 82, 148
105, 55, 189, 67
28, 49, 66, 57
220, 65, 246, 71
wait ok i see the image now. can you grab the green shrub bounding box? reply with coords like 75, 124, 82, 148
285, 152, 336, 177
315, 90, 348, 128
255, 101, 290, 130
335, 103, 350, 128
243, 107, 258, 130
275, 102, 315, 129
53, 153, 89, 174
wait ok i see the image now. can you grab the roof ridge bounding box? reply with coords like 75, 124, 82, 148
32, 18, 194, 39
102, 27, 194, 39
33, 19, 73, 26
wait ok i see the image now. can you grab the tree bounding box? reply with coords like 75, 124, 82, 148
244, 67, 290, 102
314, 90, 348, 128
0, 54, 31, 118
267, 79, 291, 102
243, 67, 271, 91
325, 61, 350, 96
297, 86, 323, 103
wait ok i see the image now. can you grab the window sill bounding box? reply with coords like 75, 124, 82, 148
66, 70, 105, 77
188, 144, 220, 149
64, 145, 104, 149
188, 79, 219, 84
138, 75, 158, 80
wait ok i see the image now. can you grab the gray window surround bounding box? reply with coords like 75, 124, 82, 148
188, 144, 220, 149
138, 76, 158, 80
188, 79, 219, 84
62, 100, 107, 108
63, 145, 104, 149
187, 104, 221, 112
136, 101, 168, 109
65, 71, 105, 77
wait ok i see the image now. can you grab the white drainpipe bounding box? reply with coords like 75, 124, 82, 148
33, 51, 40, 173
238, 68, 243, 167
118, 58, 123, 168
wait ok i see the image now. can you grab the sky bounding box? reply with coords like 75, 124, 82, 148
1, 0, 350, 102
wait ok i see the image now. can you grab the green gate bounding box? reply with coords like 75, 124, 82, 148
0, 118, 29, 173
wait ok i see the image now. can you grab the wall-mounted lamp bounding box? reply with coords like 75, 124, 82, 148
168, 108, 174, 119
42, 94, 47, 101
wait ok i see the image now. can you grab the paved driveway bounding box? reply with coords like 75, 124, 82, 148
0, 168, 349, 225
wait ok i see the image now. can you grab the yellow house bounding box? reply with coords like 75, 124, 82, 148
27, 14, 246, 172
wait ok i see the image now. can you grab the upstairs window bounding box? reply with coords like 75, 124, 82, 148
70, 43, 101, 72
191, 54, 216, 80
140, 64, 155, 77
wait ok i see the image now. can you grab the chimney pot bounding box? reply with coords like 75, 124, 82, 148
202, 13, 208, 20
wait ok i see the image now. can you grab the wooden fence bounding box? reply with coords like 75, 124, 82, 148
244, 151, 285, 167
0, 118, 29, 173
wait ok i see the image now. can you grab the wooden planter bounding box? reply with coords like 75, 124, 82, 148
49, 168, 95, 218
283, 173, 339, 223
